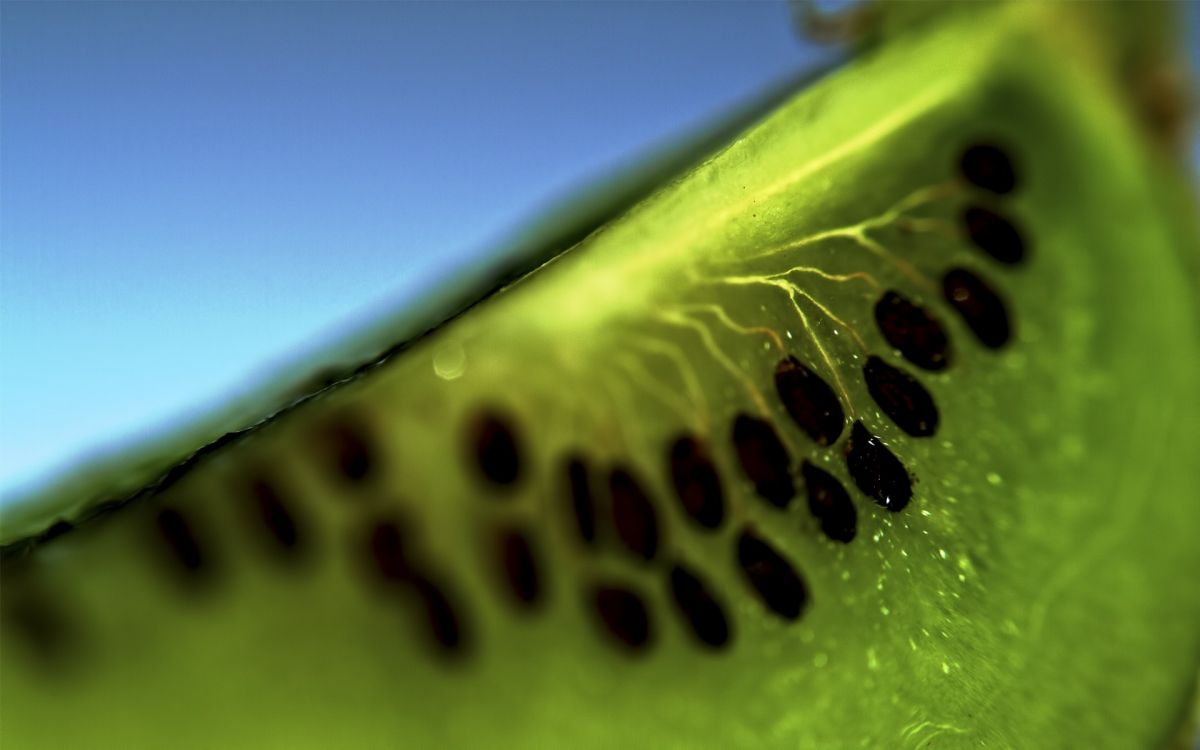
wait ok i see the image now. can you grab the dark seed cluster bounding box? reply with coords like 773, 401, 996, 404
947, 140, 1026, 348
105, 140, 1030, 668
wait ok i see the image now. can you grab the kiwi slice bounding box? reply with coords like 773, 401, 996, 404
3, 3, 1198, 747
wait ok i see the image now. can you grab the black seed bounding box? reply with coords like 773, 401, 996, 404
942, 267, 1012, 348
874, 291, 951, 371
327, 421, 372, 482
669, 564, 731, 649
862, 356, 939, 437
736, 531, 808, 621
959, 142, 1017, 194
667, 436, 725, 529
154, 508, 206, 576
362, 520, 467, 655
498, 529, 541, 607
844, 421, 912, 512
249, 479, 301, 553
472, 411, 521, 487
412, 577, 467, 654
963, 205, 1026, 265
366, 520, 413, 583
609, 468, 659, 562
773, 356, 845, 446
731, 414, 794, 507
566, 456, 597, 545
801, 462, 857, 543
593, 586, 652, 651
3, 591, 75, 667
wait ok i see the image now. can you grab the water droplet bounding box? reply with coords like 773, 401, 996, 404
434, 344, 467, 380
986, 472, 1003, 486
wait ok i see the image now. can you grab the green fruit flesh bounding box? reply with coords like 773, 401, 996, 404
3, 3, 1198, 748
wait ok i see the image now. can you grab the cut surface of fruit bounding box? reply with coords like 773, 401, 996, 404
3, 3, 1198, 748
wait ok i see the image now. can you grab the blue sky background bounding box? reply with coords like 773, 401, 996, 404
0, 2, 1197, 502
0, 1, 832, 500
